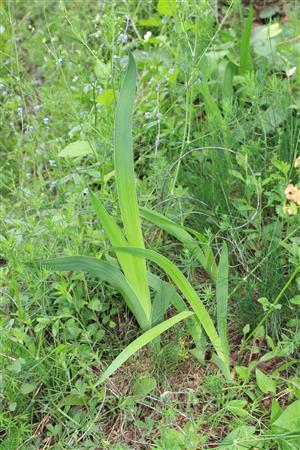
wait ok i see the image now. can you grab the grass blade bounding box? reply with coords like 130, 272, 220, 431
40, 256, 149, 330
239, 6, 253, 75
216, 243, 229, 355
140, 206, 217, 282
114, 53, 151, 320
99, 311, 194, 383
113, 246, 229, 372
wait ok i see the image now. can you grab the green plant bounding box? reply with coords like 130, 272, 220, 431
40, 55, 232, 381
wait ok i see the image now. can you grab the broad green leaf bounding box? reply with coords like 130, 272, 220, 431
262, 105, 287, 132
256, 368, 276, 395
291, 295, 300, 305
157, 0, 177, 16
217, 426, 256, 450
239, 6, 253, 75
114, 54, 151, 320
11, 358, 25, 373
235, 365, 251, 382
40, 256, 149, 330
140, 206, 217, 282
133, 376, 157, 396
113, 246, 230, 377
138, 17, 161, 27
96, 88, 114, 107
95, 59, 110, 78
58, 140, 93, 158
99, 310, 193, 382
89, 192, 151, 329
58, 394, 87, 407
272, 400, 300, 440
271, 399, 283, 424
20, 383, 36, 395
216, 243, 229, 355
252, 23, 283, 42
158, 428, 185, 448
225, 400, 249, 418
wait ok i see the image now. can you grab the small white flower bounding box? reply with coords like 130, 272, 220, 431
10, 122, 15, 129
26, 172, 32, 179
83, 84, 91, 94
156, 112, 162, 120
168, 68, 175, 75
0, 83, 4, 89
119, 33, 128, 43
18, 107, 23, 115
33, 104, 42, 112
72, 76, 78, 82
145, 112, 151, 119
56, 57, 63, 67
2, 90, 7, 97
79, 111, 85, 118
286, 66, 296, 78
144, 31, 152, 41
43, 117, 49, 125
82, 187, 89, 196
98, 86, 104, 94
49, 159, 56, 168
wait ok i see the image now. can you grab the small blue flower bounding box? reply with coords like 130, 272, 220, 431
145, 112, 151, 119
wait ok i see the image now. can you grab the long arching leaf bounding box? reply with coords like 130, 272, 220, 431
140, 206, 217, 282
99, 310, 194, 383
113, 246, 229, 371
40, 256, 149, 330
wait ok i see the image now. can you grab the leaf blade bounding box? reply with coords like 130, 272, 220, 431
89, 192, 152, 329
216, 243, 229, 355
114, 54, 151, 320
40, 256, 149, 330
58, 140, 93, 158
140, 206, 217, 282
113, 246, 229, 372
99, 311, 193, 382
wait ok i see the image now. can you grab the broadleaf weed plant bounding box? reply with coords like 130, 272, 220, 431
41, 54, 232, 382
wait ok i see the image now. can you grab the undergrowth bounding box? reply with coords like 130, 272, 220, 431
1, 1, 300, 449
